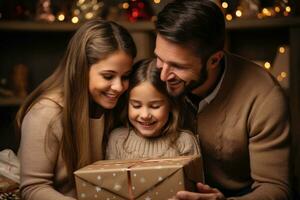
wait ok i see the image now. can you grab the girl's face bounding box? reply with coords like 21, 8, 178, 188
128, 81, 170, 138
89, 50, 133, 109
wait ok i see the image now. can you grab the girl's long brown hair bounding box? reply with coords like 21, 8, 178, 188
15, 19, 136, 180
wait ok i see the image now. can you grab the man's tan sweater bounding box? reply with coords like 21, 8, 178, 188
192, 53, 291, 199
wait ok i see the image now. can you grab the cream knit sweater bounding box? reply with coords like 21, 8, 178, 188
106, 127, 200, 160
18, 96, 105, 200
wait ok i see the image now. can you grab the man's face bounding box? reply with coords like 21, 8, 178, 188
154, 34, 207, 96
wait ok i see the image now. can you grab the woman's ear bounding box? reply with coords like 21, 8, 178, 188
207, 51, 224, 69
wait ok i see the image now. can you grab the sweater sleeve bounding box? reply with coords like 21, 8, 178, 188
106, 127, 127, 160
229, 86, 291, 200
18, 101, 76, 200
177, 130, 201, 156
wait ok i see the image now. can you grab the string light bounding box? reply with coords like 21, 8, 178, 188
277, 75, 283, 81
219, 0, 292, 21
264, 62, 271, 69
153, 0, 161, 4
74, 9, 80, 15
222, 2, 228, 9
71, 16, 79, 23
281, 72, 287, 78
226, 14, 233, 21
279, 47, 285, 53
235, 10, 242, 17
262, 8, 272, 17
57, 13, 65, 21
85, 12, 93, 19
122, 2, 129, 9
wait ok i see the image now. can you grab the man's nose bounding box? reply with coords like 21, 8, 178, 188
160, 63, 172, 82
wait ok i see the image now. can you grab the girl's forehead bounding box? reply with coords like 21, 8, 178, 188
130, 81, 164, 98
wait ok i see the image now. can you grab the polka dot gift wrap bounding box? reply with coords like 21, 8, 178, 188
74, 155, 203, 200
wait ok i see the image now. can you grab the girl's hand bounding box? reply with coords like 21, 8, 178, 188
169, 182, 225, 200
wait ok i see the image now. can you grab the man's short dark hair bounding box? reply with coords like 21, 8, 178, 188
156, 0, 225, 59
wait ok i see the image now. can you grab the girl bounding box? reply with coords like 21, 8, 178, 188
106, 59, 200, 159
16, 19, 136, 200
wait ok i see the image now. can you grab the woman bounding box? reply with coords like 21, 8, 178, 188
16, 18, 136, 200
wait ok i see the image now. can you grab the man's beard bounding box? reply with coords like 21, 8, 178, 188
166, 66, 208, 98
183, 66, 208, 95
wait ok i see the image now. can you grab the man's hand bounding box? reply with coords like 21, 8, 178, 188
169, 182, 225, 200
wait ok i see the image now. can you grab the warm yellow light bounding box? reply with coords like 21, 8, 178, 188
154, 0, 161, 4
275, 6, 281, 13
222, 2, 228, 9
257, 13, 263, 19
281, 72, 287, 78
286, 6, 291, 13
264, 62, 271, 69
122, 2, 129, 9
81, 4, 88, 10
277, 75, 283, 81
226, 14, 233, 21
85, 12, 93, 19
235, 10, 242, 17
78, 0, 85, 5
262, 8, 272, 16
74, 9, 80, 15
93, 3, 101, 10
72, 16, 79, 24
57, 14, 65, 21
279, 47, 285, 53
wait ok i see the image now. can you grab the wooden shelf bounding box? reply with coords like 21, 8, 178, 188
226, 17, 300, 30
1, 17, 300, 32
0, 20, 155, 32
0, 97, 23, 106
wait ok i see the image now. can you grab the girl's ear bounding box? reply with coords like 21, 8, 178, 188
206, 51, 224, 70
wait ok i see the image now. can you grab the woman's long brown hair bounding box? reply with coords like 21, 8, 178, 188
15, 18, 136, 180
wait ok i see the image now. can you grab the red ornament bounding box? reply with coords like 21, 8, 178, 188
126, 0, 153, 22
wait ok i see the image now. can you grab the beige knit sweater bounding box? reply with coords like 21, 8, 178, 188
18, 96, 104, 200
106, 127, 200, 160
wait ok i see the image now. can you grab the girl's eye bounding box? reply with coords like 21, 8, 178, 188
151, 104, 160, 109
131, 104, 141, 109
130, 101, 141, 109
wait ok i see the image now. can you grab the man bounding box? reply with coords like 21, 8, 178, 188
154, 0, 291, 199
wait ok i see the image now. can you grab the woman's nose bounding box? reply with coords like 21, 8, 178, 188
111, 78, 123, 92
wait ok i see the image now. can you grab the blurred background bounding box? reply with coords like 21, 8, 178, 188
0, 0, 300, 196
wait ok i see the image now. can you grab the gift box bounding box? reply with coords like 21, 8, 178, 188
74, 155, 203, 200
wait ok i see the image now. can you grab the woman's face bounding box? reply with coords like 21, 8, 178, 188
89, 50, 133, 109
128, 81, 170, 138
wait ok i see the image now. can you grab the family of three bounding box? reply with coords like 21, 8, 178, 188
16, 0, 291, 199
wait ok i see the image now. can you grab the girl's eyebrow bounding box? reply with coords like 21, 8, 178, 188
129, 99, 140, 102
129, 99, 165, 103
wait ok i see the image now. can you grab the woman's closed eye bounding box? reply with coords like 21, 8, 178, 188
101, 73, 114, 80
